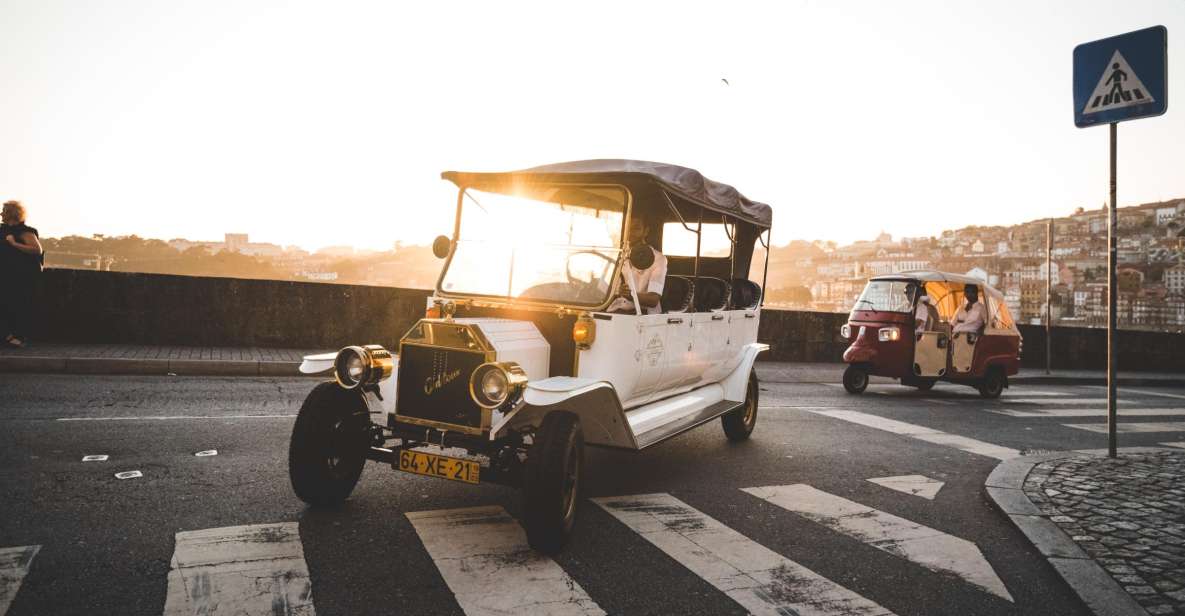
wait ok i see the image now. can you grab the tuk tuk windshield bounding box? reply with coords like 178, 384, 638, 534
854, 280, 915, 313
440, 185, 627, 306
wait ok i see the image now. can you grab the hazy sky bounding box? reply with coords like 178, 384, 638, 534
2, 1, 1183, 251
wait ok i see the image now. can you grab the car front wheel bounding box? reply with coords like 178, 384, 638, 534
722, 371, 759, 441
523, 411, 583, 555
289, 382, 371, 507
843, 365, 869, 394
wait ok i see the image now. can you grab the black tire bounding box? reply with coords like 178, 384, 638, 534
523, 411, 583, 555
722, 372, 759, 441
978, 367, 1006, 399
913, 379, 937, 391
289, 382, 371, 507
843, 365, 869, 394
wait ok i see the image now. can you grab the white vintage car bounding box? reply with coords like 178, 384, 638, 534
290, 160, 772, 553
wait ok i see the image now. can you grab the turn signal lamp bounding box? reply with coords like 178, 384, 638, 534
425, 304, 442, 318
334, 345, 395, 389
573, 316, 596, 349
878, 327, 901, 342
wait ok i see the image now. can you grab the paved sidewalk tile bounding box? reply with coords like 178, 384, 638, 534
1024, 450, 1185, 615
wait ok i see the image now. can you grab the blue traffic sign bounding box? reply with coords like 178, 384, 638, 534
1073, 26, 1167, 128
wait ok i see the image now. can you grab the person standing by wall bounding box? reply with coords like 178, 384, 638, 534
1, 200, 44, 348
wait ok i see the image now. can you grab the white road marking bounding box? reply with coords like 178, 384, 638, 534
1119, 388, 1185, 400
1063, 422, 1185, 434
805, 409, 1019, 460
594, 493, 894, 616
1161, 442, 1185, 449
743, 484, 1012, 602
991, 408, 1185, 418
195, 450, 218, 457
81, 454, 108, 462
56, 414, 296, 421
163, 523, 313, 616
866, 475, 944, 500
406, 506, 604, 616
0, 545, 40, 616
114, 470, 142, 479
996, 398, 1140, 406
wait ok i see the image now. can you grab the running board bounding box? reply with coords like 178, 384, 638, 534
627, 387, 743, 449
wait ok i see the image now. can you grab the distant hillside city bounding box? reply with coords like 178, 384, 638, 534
43, 197, 1185, 331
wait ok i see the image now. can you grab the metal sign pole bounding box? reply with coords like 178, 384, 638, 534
1107, 122, 1118, 459
1046, 218, 1053, 374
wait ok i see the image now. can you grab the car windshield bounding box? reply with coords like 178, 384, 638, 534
853, 280, 915, 313
440, 184, 627, 306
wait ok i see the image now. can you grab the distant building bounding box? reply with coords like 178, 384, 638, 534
225, 233, 249, 252
1166, 263, 1185, 296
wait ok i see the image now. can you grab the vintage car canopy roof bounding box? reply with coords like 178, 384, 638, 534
441, 159, 773, 229
871, 270, 1005, 300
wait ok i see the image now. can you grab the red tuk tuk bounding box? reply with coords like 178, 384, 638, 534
840, 271, 1021, 398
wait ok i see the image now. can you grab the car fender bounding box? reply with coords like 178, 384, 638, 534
300, 351, 399, 416
721, 343, 769, 401
496, 377, 636, 448
299, 352, 337, 375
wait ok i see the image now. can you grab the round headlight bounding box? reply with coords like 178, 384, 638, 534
334, 345, 394, 390
469, 361, 527, 409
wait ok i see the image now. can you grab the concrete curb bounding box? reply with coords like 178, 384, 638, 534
1010, 375, 1184, 387
984, 449, 1174, 616
0, 355, 307, 377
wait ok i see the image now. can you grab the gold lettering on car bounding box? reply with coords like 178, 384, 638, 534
424, 368, 462, 395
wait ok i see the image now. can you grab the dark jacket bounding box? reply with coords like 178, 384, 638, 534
0, 223, 43, 279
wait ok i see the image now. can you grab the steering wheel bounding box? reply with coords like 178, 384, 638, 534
565, 250, 616, 302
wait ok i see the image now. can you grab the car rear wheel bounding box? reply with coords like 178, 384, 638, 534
524, 411, 583, 555
978, 367, 1006, 399
289, 382, 371, 507
843, 365, 869, 394
722, 372, 759, 441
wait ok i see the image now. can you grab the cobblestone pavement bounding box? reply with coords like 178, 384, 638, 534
1025, 450, 1185, 615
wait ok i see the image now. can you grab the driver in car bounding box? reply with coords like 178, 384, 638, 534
607, 217, 667, 314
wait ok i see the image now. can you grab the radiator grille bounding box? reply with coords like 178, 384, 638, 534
395, 344, 487, 431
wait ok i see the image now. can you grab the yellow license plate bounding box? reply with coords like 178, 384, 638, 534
397, 450, 480, 484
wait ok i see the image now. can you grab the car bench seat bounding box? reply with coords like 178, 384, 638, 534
661, 275, 693, 313
692, 277, 730, 312
730, 279, 761, 310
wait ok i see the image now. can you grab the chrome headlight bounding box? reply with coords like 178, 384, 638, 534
334, 345, 394, 390
469, 361, 527, 409
878, 327, 901, 342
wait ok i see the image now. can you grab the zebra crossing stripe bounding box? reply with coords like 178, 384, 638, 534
162, 523, 314, 616
405, 506, 604, 616
804, 409, 1019, 460
1161, 442, 1185, 449
991, 407, 1185, 418
0, 545, 40, 616
743, 484, 1013, 602
594, 493, 894, 616
1063, 422, 1185, 434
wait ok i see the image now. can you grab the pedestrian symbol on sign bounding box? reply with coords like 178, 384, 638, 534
1082, 50, 1155, 114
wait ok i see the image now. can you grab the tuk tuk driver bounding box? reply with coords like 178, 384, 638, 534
953, 284, 986, 337
607, 217, 667, 314
915, 290, 936, 334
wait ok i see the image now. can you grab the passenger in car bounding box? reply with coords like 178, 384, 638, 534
953, 284, 986, 337
606, 217, 667, 314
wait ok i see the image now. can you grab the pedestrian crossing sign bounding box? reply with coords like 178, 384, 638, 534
1074, 26, 1167, 128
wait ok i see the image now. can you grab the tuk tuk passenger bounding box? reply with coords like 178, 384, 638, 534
953, 284, 986, 337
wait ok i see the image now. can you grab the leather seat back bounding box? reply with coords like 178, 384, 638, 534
730, 279, 761, 309
661, 275, 693, 313
693, 277, 730, 312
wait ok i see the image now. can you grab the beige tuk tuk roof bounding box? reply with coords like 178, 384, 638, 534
871, 270, 1005, 301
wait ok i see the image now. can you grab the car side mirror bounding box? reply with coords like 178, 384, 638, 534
432, 235, 451, 259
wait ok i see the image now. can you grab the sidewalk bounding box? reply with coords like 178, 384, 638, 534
0, 343, 327, 377
987, 448, 1185, 615
0, 343, 1182, 385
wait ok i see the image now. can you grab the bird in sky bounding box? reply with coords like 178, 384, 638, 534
721, 78, 730, 86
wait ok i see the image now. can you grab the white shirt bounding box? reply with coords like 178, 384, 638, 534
953, 301, 986, 334
605, 247, 667, 315
915, 301, 935, 332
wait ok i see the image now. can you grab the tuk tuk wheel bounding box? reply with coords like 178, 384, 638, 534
843, 365, 869, 394
524, 411, 584, 555
289, 382, 371, 507
722, 371, 759, 441
978, 367, 1006, 399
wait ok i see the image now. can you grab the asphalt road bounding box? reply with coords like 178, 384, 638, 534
2, 372, 1184, 615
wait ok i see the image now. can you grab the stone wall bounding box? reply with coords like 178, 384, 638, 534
24, 270, 1185, 372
